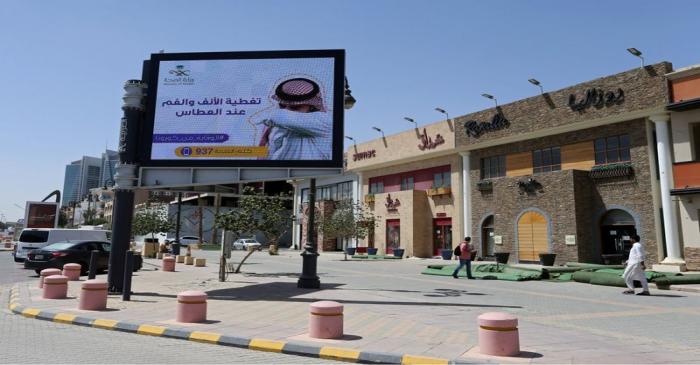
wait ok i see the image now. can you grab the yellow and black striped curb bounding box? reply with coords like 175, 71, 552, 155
5, 285, 481, 365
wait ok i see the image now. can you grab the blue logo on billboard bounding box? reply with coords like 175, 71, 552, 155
169, 65, 190, 77
181, 147, 192, 156
164, 65, 194, 85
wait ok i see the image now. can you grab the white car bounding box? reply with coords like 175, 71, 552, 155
178, 236, 206, 245
232, 238, 261, 250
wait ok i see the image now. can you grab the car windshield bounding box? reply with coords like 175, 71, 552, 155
245, 240, 257, 243
19, 230, 49, 243
44, 242, 76, 251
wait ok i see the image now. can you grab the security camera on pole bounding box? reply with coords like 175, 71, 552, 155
107, 79, 145, 294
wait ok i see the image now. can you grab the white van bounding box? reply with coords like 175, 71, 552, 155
13, 228, 109, 262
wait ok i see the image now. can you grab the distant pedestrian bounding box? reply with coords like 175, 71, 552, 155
452, 237, 475, 279
622, 235, 650, 296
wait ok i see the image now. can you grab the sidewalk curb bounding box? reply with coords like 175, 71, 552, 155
6, 285, 485, 365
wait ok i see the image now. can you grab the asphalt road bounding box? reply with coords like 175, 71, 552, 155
0, 251, 38, 285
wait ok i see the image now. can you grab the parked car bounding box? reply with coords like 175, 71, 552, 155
179, 236, 206, 245
23, 240, 111, 275
232, 238, 261, 250
14, 228, 109, 262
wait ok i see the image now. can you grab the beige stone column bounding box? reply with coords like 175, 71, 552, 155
460, 152, 472, 239
651, 113, 685, 271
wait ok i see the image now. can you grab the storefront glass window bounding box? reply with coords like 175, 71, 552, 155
401, 176, 414, 190
480, 155, 506, 179
370, 181, 384, 194
533, 147, 561, 174
595, 135, 630, 165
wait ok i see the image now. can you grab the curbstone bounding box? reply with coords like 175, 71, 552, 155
4, 282, 465, 365
281, 342, 322, 357
319, 346, 361, 362
114, 321, 141, 333
71, 316, 95, 327
249, 338, 285, 353
218, 335, 251, 348
358, 351, 405, 364
162, 328, 193, 340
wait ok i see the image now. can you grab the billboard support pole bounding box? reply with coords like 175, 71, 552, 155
297, 178, 320, 289
108, 80, 145, 294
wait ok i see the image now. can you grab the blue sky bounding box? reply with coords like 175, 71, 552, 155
1, 0, 698, 221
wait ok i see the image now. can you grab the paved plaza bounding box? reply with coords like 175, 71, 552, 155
6, 248, 700, 363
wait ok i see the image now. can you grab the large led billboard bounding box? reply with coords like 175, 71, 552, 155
142, 50, 345, 168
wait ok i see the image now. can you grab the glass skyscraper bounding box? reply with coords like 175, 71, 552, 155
61, 156, 103, 206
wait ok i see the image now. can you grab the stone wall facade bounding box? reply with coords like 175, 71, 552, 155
455, 62, 672, 148
684, 247, 700, 271
469, 119, 660, 264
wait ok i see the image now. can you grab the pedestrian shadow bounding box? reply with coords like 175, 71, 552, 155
424, 288, 487, 297
650, 293, 686, 298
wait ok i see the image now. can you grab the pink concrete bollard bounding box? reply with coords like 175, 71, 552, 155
79, 279, 108, 310
39, 268, 62, 288
309, 301, 344, 339
162, 256, 176, 272
478, 312, 520, 356
176, 291, 207, 323
62, 263, 82, 281
42, 275, 69, 299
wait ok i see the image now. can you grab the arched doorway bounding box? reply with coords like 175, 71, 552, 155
481, 215, 495, 257
600, 209, 637, 262
517, 211, 548, 262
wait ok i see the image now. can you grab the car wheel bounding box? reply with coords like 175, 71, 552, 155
14, 257, 23, 263
79, 262, 89, 276
35, 269, 41, 275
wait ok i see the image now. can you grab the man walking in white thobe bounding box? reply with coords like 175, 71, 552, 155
622, 235, 650, 296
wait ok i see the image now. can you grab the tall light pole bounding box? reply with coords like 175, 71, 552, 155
528, 79, 544, 94
481, 93, 498, 107
434, 107, 449, 121
404, 117, 417, 128
627, 47, 644, 68
297, 76, 356, 289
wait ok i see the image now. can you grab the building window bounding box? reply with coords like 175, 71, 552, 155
433, 171, 451, 188
480, 155, 506, 179
338, 181, 353, 200
595, 134, 631, 165
369, 181, 384, 194
400, 176, 414, 191
533, 147, 561, 174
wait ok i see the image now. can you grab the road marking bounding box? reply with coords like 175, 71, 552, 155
249, 338, 285, 353
401, 354, 449, 364
21, 308, 40, 318
189, 331, 221, 344
92, 319, 118, 329
53, 313, 76, 324
319, 346, 360, 362
137, 324, 167, 336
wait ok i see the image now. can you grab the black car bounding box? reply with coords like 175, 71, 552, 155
24, 241, 111, 275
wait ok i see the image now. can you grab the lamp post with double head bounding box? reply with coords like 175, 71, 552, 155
297, 76, 356, 289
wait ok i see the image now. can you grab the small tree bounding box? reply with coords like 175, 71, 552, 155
215, 187, 291, 274
132, 207, 174, 242
319, 200, 378, 260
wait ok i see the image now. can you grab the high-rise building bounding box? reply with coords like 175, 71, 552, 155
100, 149, 119, 187
61, 156, 102, 206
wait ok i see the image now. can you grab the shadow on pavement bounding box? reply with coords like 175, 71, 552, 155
137, 281, 521, 309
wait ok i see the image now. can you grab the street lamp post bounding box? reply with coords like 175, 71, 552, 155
297, 76, 356, 289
